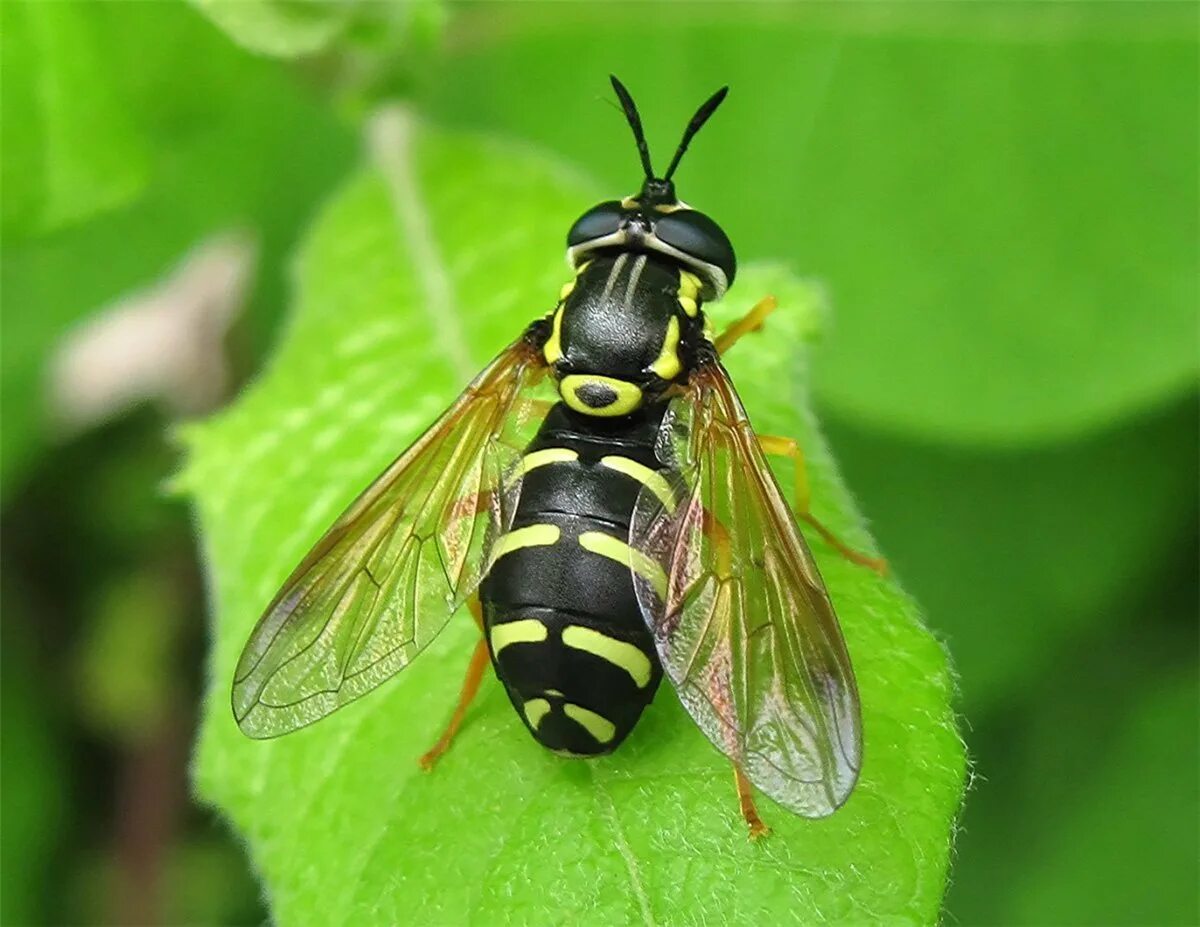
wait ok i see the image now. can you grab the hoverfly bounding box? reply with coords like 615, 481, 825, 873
232, 76, 884, 836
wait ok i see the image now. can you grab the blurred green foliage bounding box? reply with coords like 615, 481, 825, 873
1, 0, 355, 494
422, 3, 1197, 446
1, 2, 1195, 925
189, 0, 355, 58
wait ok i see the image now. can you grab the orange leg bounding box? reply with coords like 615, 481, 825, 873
758, 434, 888, 576
418, 596, 490, 771
714, 295, 778, 355
735, 766, 770, 840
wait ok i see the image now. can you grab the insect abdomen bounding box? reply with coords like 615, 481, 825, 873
479, 404, 669, 756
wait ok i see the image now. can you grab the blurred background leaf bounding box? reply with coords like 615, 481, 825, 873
189, 0, 353, 58
1, 604, 68, 927
827, 393, 1198, 710
947, 588, 1198, 926
421, 2, 1198, 447
1, 1, 149, 239
1, 0, 355, 497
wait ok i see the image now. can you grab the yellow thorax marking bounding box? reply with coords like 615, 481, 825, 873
561, 625, 653, 689
678, 270, 702, 317
543, 307, 564, 364
491, 618, 549, 654
491, 524, 560, 564
599, 456, 676, 514
521, 447, 578, 473
648, 316, 682, 381
577, 531, 668, 600
523, 698, 551, 729
558, 260, 593, 303
563, 703, 616, 744
559, 374, 643, 417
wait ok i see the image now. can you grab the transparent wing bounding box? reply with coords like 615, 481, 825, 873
631, 361, 861, 817
232, 335, 552, 738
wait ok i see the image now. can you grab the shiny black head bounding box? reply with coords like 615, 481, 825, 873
566, 76, 737, 300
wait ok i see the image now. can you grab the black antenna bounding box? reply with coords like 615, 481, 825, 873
663, 85, 729, 182
610, 75, 655, 180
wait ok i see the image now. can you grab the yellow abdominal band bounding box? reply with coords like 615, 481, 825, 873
559, 374, 643, 417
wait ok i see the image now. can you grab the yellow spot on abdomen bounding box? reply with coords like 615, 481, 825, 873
521, 447, 578, 473
491, 524, 560, 564
563, 703, 616, 744
599, 456, 676, 514
577, 531, 668, 601
491, 618, 549, 654
523, 698, 551, 729
562, 624, 654, 688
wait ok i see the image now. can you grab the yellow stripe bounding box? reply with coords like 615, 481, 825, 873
678, 270, 702, 317
543, 307, 564, 364
577, 531, 667, 601
521, 447, 578, 473
491, 618, 549, 654
648, 316, 682, 381
563, 703, 616, 744
562, 625, 653, 689
599, 456, 676, 514
679, 269, 702, 299
491, 524, 560, 563
523, 698, 551, 729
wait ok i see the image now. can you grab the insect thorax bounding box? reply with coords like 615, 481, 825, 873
544, 251, 705, 417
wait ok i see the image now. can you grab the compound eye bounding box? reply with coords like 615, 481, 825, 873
652, 210, 737, 287
567, 201, 624, 248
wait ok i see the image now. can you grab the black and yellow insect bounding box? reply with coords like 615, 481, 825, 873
232, 76, 884, 835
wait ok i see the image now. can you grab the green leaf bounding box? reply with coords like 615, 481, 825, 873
946, 600, 1199, 926
1003, 669, 1199, 925
1, 1, 149, 238
0, 0, 356, 496
189, 0, 351, 58
1, 607, 67, 927
826, 392, 1199, 710
185, 116, 965, 925
423, 2, 1199, 447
